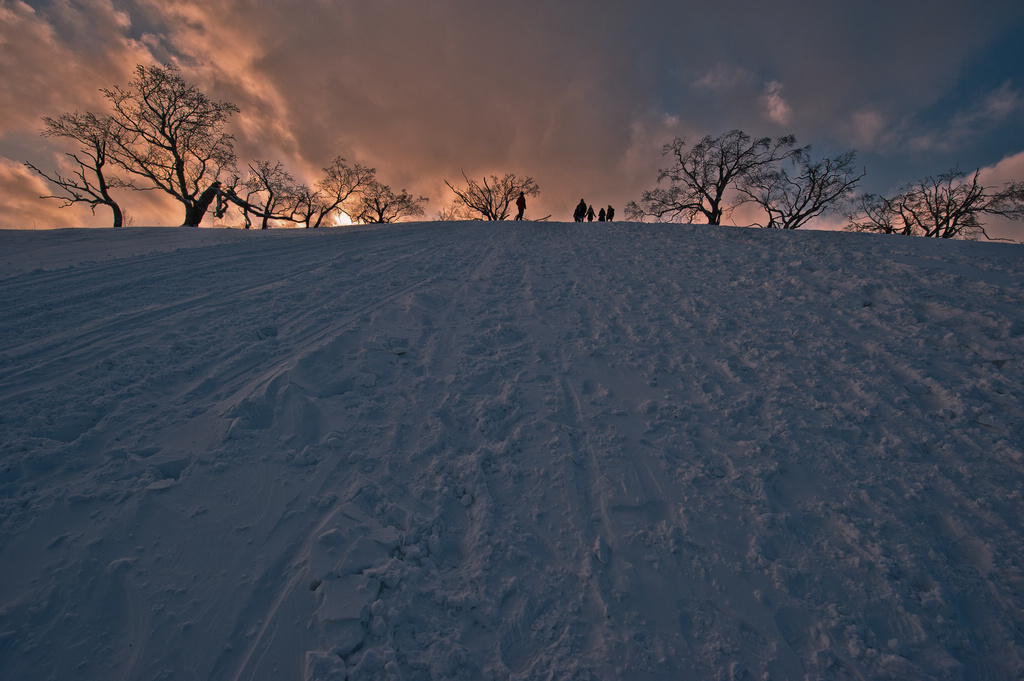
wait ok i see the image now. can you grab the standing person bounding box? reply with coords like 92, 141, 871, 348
598, 208, 606, 222
586, 205, 595, 222
574, 198, 587, 222
606, 205, 615, 222
515, 191, 526, 220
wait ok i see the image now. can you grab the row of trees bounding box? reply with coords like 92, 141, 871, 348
28, 63, 546, 229
625, 129, 1024, 239
216, 158, 427, 229
27, 64, 431, 228
28, 65, 1024, 238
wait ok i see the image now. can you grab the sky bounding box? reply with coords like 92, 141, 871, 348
2, 0, 1023, 235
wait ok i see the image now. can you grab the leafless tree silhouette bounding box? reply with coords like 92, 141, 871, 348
293, 157, 377, 228
740, 149, 864, 229
353, 182, 428, 223
102, 64, 239, 227
444, 171, 539, 220
25, 112, 131, 227
847, 168, 1024, 240
626, 130, 799, 224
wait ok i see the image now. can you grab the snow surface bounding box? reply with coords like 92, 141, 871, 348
1, 222, 1024, 680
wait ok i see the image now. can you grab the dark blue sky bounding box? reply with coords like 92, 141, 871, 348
3, 0, 1023, 232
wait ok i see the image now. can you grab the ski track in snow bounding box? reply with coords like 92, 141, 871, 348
1, 223, 1024, 680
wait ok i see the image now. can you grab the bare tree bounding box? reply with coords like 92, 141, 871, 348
102, 64, 239, 226
444, 171, 540, 220
740, 149, 864, 229
25, 112, 130, 227
353, 182, 428, 223
293, 157, 377, 228
239, 160, 306, 229
626, 130, 799, 224
435, 204, 472, 221
846, 193, 908, 236
847, 168, 1024, 240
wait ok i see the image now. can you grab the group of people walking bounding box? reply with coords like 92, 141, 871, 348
512, 193, 616, 223
573, 199, 614, 223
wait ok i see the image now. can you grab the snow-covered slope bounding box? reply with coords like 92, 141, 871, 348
1, 222, 1023, 680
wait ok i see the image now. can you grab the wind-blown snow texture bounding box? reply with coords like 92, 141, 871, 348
1, 222, 1023, 680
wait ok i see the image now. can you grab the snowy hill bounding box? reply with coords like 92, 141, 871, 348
1, 222, 1023, 680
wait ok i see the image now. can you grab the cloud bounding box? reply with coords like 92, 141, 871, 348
692, 63, 756, 93
979, 149, 1024, 186
982, 81, 1023, 119
761, 81, 792, 126
0, 0, 163, 226
949, 81, 1023, 135
879, 81, 1024, 156
977, 150, 1024, 241
0, 158, 91, 229
0, 1, 153, 129
848, 109, 889, 149
3, 0, 1024, 228
690, 68, 795, 129
109, 0, 650, 220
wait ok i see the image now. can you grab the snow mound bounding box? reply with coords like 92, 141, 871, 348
1, 222, 1023, 680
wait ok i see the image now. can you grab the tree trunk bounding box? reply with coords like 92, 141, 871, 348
184, 182, 222, 227
110, 202, 124, 228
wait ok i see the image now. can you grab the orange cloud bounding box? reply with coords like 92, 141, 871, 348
762, 81, 792, 126
4, 0, 1024, 229
0, 158, 94, 229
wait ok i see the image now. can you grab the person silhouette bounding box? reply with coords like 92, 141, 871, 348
586, 205, 595, 222
515, 191, 526, 220
574, 198, 587, 222
598, 208, 606, 221
606, 205, 615, 222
